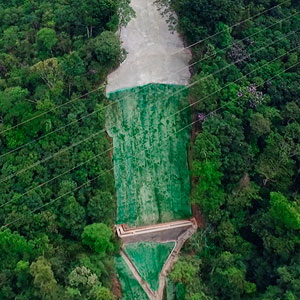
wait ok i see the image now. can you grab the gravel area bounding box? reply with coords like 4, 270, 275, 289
106, 0, 191, 94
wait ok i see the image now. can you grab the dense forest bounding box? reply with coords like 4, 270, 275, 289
0, 0, 299, 300
165, 0, 300, 299
0, 0, 124, 299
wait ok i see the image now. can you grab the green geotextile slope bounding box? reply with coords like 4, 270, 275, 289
115, 255, 149, 300
125, 242, 175, 291
106, 83, 192, 226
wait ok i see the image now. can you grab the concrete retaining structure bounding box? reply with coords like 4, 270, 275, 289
116, 218, 198, 299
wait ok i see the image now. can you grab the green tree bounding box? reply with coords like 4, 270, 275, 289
170, 258, 197, 285
87, 192, 114, 224
249, 112, 271, 137
60, 196, 86, 238
173, 0, 244, 42
68, 266, 99, 290
270, 192, 300, 230
61, 52, 85, 92
0, 229, 34, 266
215, 22, 232, 48
2, 26, 19, 52
118, 0, 136, 30
37, 28, 58, 53
211, 252, 256, 299
31, 58, 62, 89
14, 260, 31, 292
190, 73, 220, 113
30, 257, 59, 299
192, 159, 224, 221
187, 293, 213, 300
81, 223, 114, 254
93, 31, 121, 69
256, 132, 296, 190
89, 286, 116, 300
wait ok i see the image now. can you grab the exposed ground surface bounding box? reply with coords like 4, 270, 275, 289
106, 84, 191, 227
106, 0, 191, 93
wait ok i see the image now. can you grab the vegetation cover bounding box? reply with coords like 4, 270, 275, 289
157, 0, 300, 299
106, 84, 191, 227
1, 0, 300, 299
125, 241, 175, 291
115, 254, 149, 300
0, 0, 132, 299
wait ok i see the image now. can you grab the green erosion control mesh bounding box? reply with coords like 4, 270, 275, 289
115, 255, 149, 300
106, 83, 192, 227
125, 242, 175, 291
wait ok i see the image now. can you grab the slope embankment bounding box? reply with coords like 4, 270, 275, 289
105, 0, 194, 299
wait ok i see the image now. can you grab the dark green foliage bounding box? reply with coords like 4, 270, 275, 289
93, 31, 121, 69
173, 0, 244, 43
166, 0, 300, 299
0, 0, 122, 298
82, 223, 114, 254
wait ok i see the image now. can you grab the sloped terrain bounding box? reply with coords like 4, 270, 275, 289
124, 241, 175, 291
115, 255, 149, 300
106, 0, 191, 93
106, 83, 192, 227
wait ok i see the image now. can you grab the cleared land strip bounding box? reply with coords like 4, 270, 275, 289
106, 84, 192, 227
106, 0, 194, 298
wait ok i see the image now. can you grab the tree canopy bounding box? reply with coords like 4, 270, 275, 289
0, 0, 126, 298
165, 0, 300, 299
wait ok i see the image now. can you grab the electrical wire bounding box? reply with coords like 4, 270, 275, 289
2, 60, 298, 230
1, 10, 298, 160
0, 0, 291, 136
0, 45, 298, 211
172, 0, 292, 53
0, 28, 297, 184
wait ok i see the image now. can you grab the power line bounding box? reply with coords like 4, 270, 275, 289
1, 45, 298, 211
0, 145, 113, 209
0, 0, 291, 137
1, 11, 298, 160
176, 11, 300, 72
0, 29, 297, 184
2, 60, 298, 230
0, 86, 104, 135
0, 130, 104, 183
1, 167, 114, 229
173, 0, 292, 53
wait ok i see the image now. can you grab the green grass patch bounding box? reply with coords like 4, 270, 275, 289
125, 241, 175, 291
